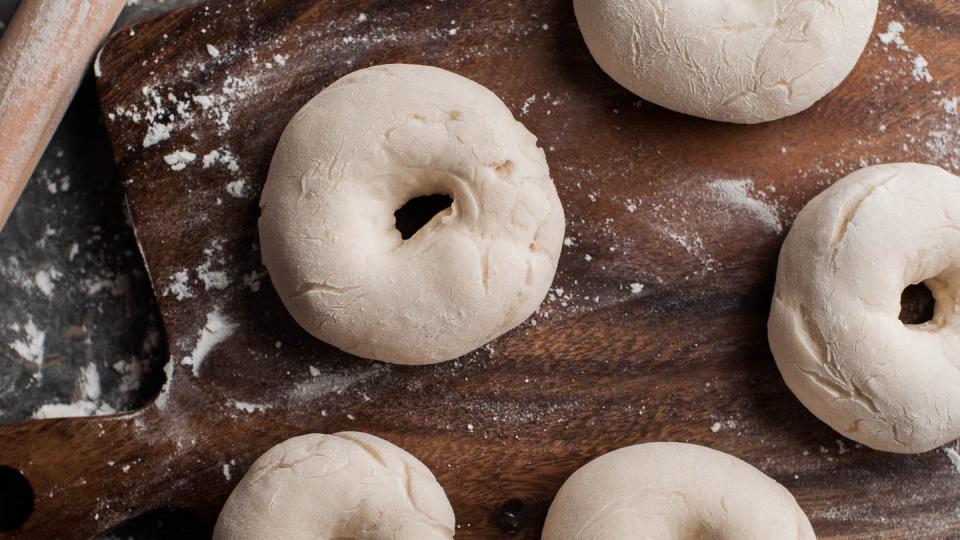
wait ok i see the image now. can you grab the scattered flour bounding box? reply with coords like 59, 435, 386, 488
520, 94, 536, 116
232, 401, 270, 413
81, 273, 130, 297
34, 268, 63, 297
33, 363, 115, 419
242, 270, 264, 292
113, 357, 148, 395
197, 239, 233, 291
706, 178, 783, 233
202, 149, 241, 174
286, 364, 389, 404
143, 122, 172, 147
202, 150, 219, 168
162, 269, 194, 300
201, 270, 231, 291
155, 359, 175, 409
877, 21, 907, 50
946, 447, 960, 474
942, 97, 959, 116
192, 94, 214, 110
225, 179, 248, 198
9, 318, 45, 377
877, 20, 933, 83
181, 309, 237, 376
163, 150, 196, 171
912, 56, 933, 83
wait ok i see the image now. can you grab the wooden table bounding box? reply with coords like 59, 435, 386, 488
2, 0, 959, 537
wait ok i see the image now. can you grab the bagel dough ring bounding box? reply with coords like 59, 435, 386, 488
542, 442, 815, 539
212, 432, 455, 539
259, 64, 565, 365
770, 163, 960, 453
573, 0, 878, 124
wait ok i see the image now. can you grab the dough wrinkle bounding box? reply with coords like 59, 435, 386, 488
290, 280, 361, 299
332, 432, 391, 469
214, 433, 455, 539
543, 443, 815, 539
770, 163, 960, 453
259, 64, 564, 365
828, 172, 896, 268
575, 0, 877, 123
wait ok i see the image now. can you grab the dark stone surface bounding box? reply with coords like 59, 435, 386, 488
0, 1, 206, 537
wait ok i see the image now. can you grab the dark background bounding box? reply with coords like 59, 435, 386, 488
0, 1, 207, 537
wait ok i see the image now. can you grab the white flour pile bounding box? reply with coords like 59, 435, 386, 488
180, 309, 237, 377
33, 267, 63, 297
33, 363, 115, 419
162, 269, 193, 300
160, 237, 234, 299
877, 20, 933, 83
105, 52, 259, 188
706, 179, 784, 234
9, 318, 45, 379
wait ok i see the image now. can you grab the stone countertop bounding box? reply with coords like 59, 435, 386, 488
0, 1, 207, 537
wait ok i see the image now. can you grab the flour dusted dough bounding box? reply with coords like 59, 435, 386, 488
259, 64, 565, 365
542, 442, 815, 539
573, 0, 878, 123
770, 163, 960, 453
213, 432, 455, 539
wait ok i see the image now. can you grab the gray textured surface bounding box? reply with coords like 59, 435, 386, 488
0, 1, 206, 537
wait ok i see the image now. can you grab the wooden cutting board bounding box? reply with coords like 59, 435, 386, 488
2, 0, 960, 537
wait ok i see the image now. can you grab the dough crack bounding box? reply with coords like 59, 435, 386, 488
290, 280, 361, 299
333, 433, 453, 537
828, 173, 897, 269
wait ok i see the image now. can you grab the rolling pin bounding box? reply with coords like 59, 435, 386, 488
0, 0, 126, 231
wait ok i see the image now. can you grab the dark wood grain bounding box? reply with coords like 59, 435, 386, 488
2, 0, 960, 538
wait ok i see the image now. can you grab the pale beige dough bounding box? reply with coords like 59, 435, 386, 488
770, 163, 960, 453
259, 64, 565, 365
542, 442, 815, 539
213, 432, 455, 539
574, 0, 878, 123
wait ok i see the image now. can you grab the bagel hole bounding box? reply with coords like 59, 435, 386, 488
394, 194, 453, 240
899, 283, 935, 325
0, 466, 33, 531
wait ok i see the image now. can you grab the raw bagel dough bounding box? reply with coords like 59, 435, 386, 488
542, 442, 815, 539
212, 432, 455, 539
259, 64, 565, 365
573, 0, 878, 123
770, 163, 960, 453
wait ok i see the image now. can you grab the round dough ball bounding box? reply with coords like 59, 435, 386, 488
259, 64, 565, 365
542, 442, 814, 539
770, 163, 960, 453
213, 432, 455, 539
573, 0, 878, 124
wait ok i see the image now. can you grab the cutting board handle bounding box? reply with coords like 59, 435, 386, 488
0, 405, 208, 538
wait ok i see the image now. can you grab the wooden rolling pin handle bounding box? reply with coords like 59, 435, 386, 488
0, 0, 126, 231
